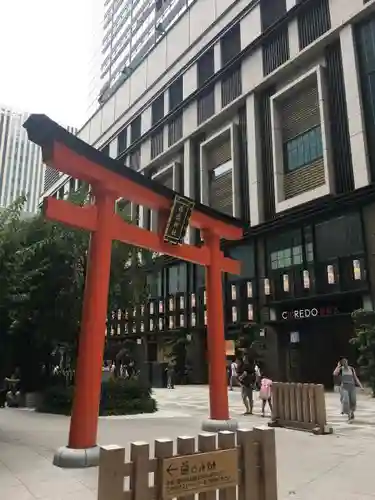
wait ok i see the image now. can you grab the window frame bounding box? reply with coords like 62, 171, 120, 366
152, 94, 165, 126
220, 24, 241, 66
197, 47, 215, 88
118, 128, 127, 154
283, 125, 323, 173
169, 76, 183, 112
130, 116, 142, 144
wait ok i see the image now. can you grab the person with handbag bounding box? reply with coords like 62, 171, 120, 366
333, 357, 364, 422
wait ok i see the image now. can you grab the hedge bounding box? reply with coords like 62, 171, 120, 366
37, 378, 157, 416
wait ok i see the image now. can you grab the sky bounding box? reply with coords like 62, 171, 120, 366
0, 0, 100, 129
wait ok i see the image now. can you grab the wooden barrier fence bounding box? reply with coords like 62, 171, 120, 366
269, 382, 333, 435
98, 427, 278, 500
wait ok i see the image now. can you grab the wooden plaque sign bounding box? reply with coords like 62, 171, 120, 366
163, 194, 195, 245
161, 448, 238, 499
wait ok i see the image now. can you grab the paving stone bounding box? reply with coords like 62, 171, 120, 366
0, 386, 374, 499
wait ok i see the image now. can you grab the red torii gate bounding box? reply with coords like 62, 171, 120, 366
24, 115, 243, 468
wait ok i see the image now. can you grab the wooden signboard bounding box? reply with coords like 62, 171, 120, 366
161, 448, 238, 499
163, 194, 195, 245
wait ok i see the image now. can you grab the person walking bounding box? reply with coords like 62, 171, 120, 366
229, 357, 238, 391
166, 362, 175, 389
254, 361, 261, 391
333, 357, 364, 422
237, 356, 256, 415
259, 373, 273, 417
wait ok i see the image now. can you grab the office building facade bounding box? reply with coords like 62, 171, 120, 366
0, 105, 76, 214
95, 0, 194, 108
42, 0, 375, 387
0, 105, 45, 213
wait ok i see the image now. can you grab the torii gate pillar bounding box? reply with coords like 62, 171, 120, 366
201, 230, 236, 431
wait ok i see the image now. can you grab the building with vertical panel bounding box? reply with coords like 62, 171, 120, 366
0, 105, 76, 214
0, 105, 44, 214
41, 0, 375, 388
96, 0, 196, 108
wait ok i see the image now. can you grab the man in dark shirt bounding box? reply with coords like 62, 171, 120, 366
237, 355, 256, 415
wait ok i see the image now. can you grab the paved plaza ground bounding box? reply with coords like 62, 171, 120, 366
1, 386, 375, 499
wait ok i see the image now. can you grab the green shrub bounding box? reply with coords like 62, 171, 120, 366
37, 385, 74, 415
37, 378, 157, 416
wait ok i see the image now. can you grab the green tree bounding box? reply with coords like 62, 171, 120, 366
0, 196, 30, 379
166, 332, 188, 383
351, 309, 375, 396
0, 191, 151, 391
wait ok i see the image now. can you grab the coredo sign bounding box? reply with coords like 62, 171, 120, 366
281, 306, 339, 320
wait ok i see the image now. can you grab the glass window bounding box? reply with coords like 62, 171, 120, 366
197, 48, 215, 87
169, 77, 183, 112
306, 242, 314, 262
356, 17, 375, 177
220, 24, 241, 65
227, 245, 255, 281
270, 245, 302, 269
168, 265, 187, 294
315, 213, 364, 261
147, 271, 162, 297
268, 230, 303, 270
284, 125, 323, 172
196, 265, 205, 287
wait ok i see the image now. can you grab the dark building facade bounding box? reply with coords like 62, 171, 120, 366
41, 0, 375, 388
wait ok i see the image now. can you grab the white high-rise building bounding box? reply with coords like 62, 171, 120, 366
0, 105, 76, 214
0, 105, 44, 213
88, 0, 193, 114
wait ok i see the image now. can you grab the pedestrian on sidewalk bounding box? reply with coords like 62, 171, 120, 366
237, 355, 255, 415
259, 373, 273, 417
333, 357, 364, 422
254, 361, 261, 391
166, 362, 175, 389
229, 357, 238, 391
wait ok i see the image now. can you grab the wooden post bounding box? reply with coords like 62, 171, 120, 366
198, 433, 217, 500
284, 383, 291, 422
218, 431, 237, 500
271, 383, 279, 423
289, 383, 297, 422
314, 384, 332, 434
253, 427, 278, 500
237, 429, 260, 500
296, 383, 303, 423
308, 384, 316, 425
130, 441, 150, 500
155, 438, 174, 500
302, 384, 310, 424
177, 436, 196, 500
98, 445, 125, 500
